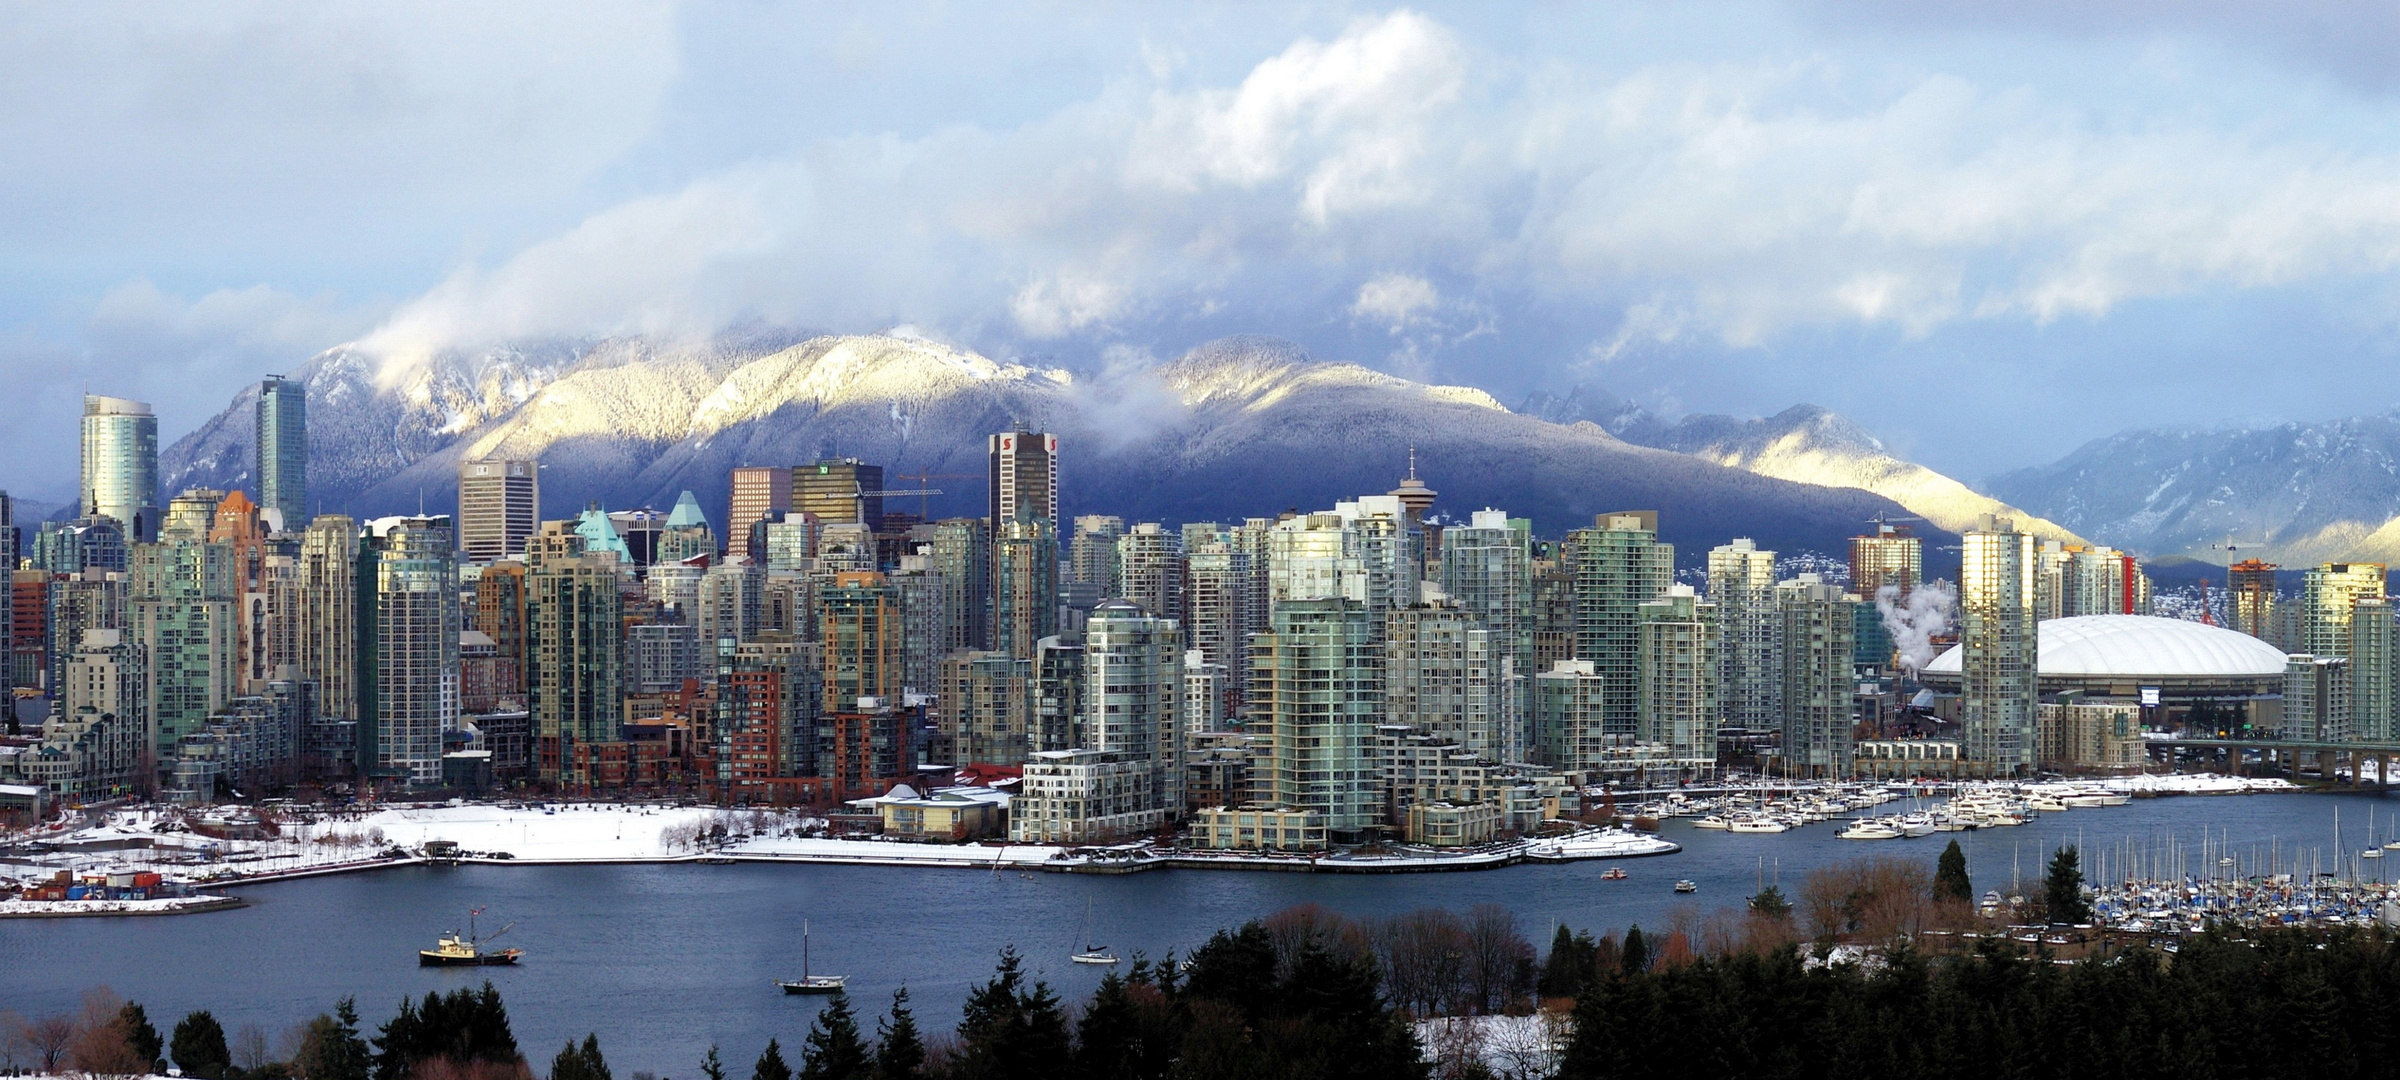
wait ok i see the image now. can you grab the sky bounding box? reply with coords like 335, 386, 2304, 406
9, 0, 2400, 503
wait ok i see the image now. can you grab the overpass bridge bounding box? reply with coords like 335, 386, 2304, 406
2148, 736, 2400, 788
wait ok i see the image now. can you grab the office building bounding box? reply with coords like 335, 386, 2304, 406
1253, 597, 1380, 841
658, 491, 714, 563
727, 466, 794, 559
82, 395, 159, 542
1569, 511, 1674, 738
988, 431, 1058, 525
256, 376, 307, 531
1960, 516, 2037, 774
1635, 585, 1718, 762
525, 527, 624, 786
32, 518, 129, 575
1777, 575, 1857, 776
761, 511, 821, 573
796, 458, 884, 533
359, 516, 459, 785
929, 517, 992, 653
1708, 538, 1779, 736
458, 460, 538, 562
992, 516, 1058, 659
1850, 523, 1922, 599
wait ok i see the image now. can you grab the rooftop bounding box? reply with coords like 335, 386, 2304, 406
1924, 615, 2290, 681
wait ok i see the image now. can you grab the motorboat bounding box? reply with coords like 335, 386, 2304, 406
1839, 820, 1901, 840
1693, 815, 1731, 830
1673, 880, 1699, 893
1727, 816, 1789, 834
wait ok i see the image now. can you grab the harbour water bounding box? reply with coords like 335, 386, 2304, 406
9, 789, 2397, 1073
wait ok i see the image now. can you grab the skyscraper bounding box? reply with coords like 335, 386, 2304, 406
1070, 515, 1125, 596
941, 651, 1030, 766
992, 516, 1058, 659
727, 466, 793, 559
821, 571, 902, 710
1849, 523, 1922, 599
359, 516, 459, 786
132, 530, 239, 772
1254, 597, 1379, 841
988, 431, 1058, 525
82, 395, 159, 542
1777, 575, 1856, 776
458, 460, 538, 562
1960, 515, 2036, 775
2227, 559, 2279, 642
1635, 585, 1718, 762
1570, 511, 1674, 738
1185, 532, 1259, 709
1082, 599, 1184, 818
1531, 659, 1607, 770
1116, 523, 1183, 622
297, 517, 358, 727
796, 459, 885, 533
2299, 562, 2386, 660
930, 518, 992, 653
1707, 538, 1779, 735
1267, 497, 1422, 642
1385, 603, 1515, 762
525, 527, 623, 786
256, 376, 307, 532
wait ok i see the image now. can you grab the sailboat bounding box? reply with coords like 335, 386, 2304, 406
778, 920, 847, 994
1071, 900, 1119, 965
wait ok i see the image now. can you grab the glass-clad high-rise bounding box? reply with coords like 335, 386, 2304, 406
256, 376, 307, 531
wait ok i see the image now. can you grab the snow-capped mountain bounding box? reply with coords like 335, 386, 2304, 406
1522, 392, 2081, 544
164, 332, 1949, 561
1990, 414, 2400, 565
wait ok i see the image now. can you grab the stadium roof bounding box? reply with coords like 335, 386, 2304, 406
1924, 615, 2290, 681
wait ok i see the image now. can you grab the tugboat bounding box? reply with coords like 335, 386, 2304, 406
419, 908, 521, 966
778, 920, 847, 995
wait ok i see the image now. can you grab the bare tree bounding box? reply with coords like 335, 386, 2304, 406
234, 1021, 274, 1072
1425, 1016, 1488, 1080
1487, 1011, 1572, 1080
22, 1013, 76, 1072
1462, 904, 1531, 1015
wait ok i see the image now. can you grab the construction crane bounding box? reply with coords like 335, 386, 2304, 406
892, 472, 985, 519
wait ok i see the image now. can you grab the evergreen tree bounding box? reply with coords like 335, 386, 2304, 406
951, 948, 1071, 1080
1071, 973, 1140, 1080
799, 991, 870, 1080
120, 1002, 165, 1071
2044, 845, 2090, 924
1620, 925, 1649, 974
752, 1038, 793, 1080
1749, 885, 1793, 919
171, 1010, 233, 1080
873, 990, 925, 1080
466, 981, 522, 1063
1539, 926, 1602, 999
702, 1046, 727, 1080
551, 1034, 611, 1080
294, 999, 374, 1080
1935, 840, 1974, 904
1179, 924, 1279, 1021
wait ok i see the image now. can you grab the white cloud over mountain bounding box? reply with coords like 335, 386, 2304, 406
13, 2, 2400, 495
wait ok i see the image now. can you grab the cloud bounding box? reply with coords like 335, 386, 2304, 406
1351, 274, 1441, 332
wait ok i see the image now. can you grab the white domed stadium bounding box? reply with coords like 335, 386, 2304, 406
1921, 614, 2289, 698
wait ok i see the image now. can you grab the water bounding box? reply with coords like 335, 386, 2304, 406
10, 790, 2398, 1073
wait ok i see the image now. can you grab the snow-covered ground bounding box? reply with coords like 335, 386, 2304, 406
1524, 828, 1681, 860
2027, 774, 2300, 796
0, 894, 240, 917
1418, 1013, 1570, 1079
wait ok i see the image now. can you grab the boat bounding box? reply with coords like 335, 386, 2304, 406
1070, 900, 1120, 965
420, 908, 521, 967
1839, 820, 1901, 840
1600, 867, 1628, 880
1692, 815, 1731, 830
1727, 816, 1788, 834
1673, 879, 1699, 893
1897, 813, 1937, 838
778, 920, 847, 994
